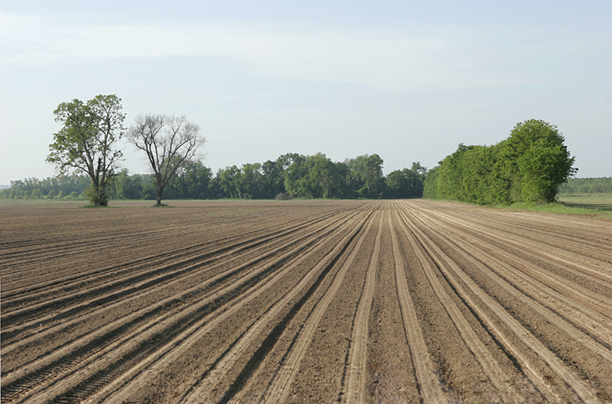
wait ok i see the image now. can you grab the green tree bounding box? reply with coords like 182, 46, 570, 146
261, 160, 286, 198
435, 144, 469, 201
347, 154, 385, 198
384, 166, 424, 199
239, 163, 265, 199
47, 94, 126, 206
281, 154, 315, 197
110, 169, 145, 200
309, 153, 344, 198
518, 141, 576, 202
216, 165, 242, 198
425, 119, 576, 205
499, 119, 576, 203
172, 160, 213, 199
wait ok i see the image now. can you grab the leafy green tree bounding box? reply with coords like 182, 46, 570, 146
110, 169, 146, 200
384, 167, 424, 199
424, 119, 576, 205
31, 188, 43, 199
239, 163, 265, 199
518, 140, 576, 202
208, 175, 224, 199
435, 144, 469, 201
261, 160, 286, 198
503, 120, 577, 203
216, 165, 242, 198
309, 153, 344, 199
347, 154, 385, 198
281, 154, 313, 197
47, 94, 126, 206
178, 161, 213, 199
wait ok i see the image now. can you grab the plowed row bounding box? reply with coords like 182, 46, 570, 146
1, 200, 611, 403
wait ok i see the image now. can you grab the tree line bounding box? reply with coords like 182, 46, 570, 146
558, 177, 612, 194
1, 155, 427, 201
423, 119, 577, 204
1, 93, 427, 204
4, 93, 581, 206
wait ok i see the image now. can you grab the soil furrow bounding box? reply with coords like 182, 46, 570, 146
389, 206, 447, 404
1, 209, 348, 338
241, 205, 379, 404
396, 207, 523, 403
342, 210, 382, 404
425, 209, 612, 318
1, 210, 341, 300
1, 211, 363, 403
402, 206, 603, 404
2, 199, 611, 403
431, 209, 612, 285
87, 209, 373, 404
177, 211, 373, 404
413, 209, 612, 351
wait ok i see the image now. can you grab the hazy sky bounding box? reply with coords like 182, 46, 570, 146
1, 0, 611, 185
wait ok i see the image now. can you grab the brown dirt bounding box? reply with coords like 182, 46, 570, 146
1, 199, 611, 403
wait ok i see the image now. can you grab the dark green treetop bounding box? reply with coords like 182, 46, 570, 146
46, 94, 125, 206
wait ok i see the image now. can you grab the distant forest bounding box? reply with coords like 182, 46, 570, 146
558, 177, 612, 194
4, 120, 607, 204
0, 153, 427, 201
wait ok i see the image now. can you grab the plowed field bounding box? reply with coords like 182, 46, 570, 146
1, 199, 611, 403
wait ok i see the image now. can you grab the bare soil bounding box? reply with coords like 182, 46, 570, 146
1, 199, 611, 403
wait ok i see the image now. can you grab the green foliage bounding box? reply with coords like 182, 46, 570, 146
216, 165, 242, 199
558, 177, 612, 194
109, 169, 155, 200
47, 95, 125, 206
422, 166, 439, 199
423, 119, 577, 205
345, 154, 386, 198
261, 160, 286, 198
165, 161, 213, 199
10, 151, 425, 201
384, 163, 426, 199
281, 153, 315, 198
0, 174, 91, 200
502, 119, 576, 203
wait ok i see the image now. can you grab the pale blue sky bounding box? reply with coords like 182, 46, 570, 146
1, 0, 611, 185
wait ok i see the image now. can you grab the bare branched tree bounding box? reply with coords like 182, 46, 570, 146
128, 114, 205, 205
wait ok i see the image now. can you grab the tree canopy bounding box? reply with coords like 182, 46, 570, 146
30, 98, 582, 206
46, 94, 125, 206
558, 177, 612, 194
423, 119, 577, 204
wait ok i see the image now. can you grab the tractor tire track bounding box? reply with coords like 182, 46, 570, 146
389, 205, 447, 404
3, 208, 368, 399
401, 204, 602, 404
395, 206, 523, 404
342, 210, 383, 404
3, 200, 611, 403
232, 206, 380, 404
176, 211, 374, 404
